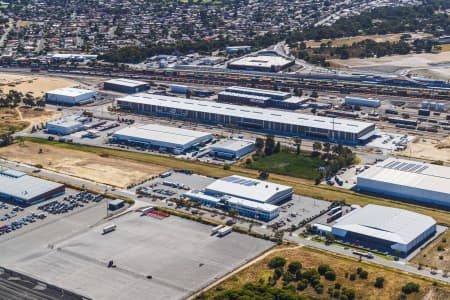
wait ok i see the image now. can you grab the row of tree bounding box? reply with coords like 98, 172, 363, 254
0, 90, 45, 108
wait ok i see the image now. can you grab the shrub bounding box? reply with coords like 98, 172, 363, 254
334, 283, 341, 289
268, 256, 286, 269
402, 282, 420, 294
223, 164, 231, 170
318, 264, 331, 275
349, 274, 356, 281
374, 277, 385, 288
437, 245, 445, 251
288, 261, 302, 274
297, 280, 308, 291
359, 270, 368, 279
356, 267, 363, 274
273, 267, 283, 280
314, 283, 324, 294
325, 270, 336, 281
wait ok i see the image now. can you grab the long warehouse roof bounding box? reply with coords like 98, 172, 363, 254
47, 87, 94, 97
333, 204, 436, 245
112, 124, 212, 146
0, 169, 64, 201
105, 78, 148, 87
357, 157, 450, 195
225, 86, 291, 98
205, 175, 292, 203
118, 93, 374, 134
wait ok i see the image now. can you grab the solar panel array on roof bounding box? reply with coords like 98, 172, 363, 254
383, 160, 429, 174
221, 176, 258, 186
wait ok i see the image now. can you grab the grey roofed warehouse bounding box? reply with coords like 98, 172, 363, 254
110, 124, 213, 154
104, 78, 150, 94
331, 204, 436, 255
0, 169, 65, 205
356, 157, 450, 208
116, 93, 376, 144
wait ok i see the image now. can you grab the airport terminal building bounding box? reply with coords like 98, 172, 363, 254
110, 124, 213, 154
117, 93, 376, 144
183, 175, 293, 221
0, 169, 65, 205
331, 204, 436, 255
356, 158, 450, 208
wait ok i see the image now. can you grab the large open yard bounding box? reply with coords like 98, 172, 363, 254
247, 152, 324, 180
0, 210, 273, 300
0, 106, 61, 135
400, 138, 450, 163
0, 141, 169, 188
197, 246, 450, 300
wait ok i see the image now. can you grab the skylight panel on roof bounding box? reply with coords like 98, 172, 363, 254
416, 166, 428, 173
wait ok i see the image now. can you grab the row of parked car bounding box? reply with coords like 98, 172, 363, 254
0, 212, 46, 235
38, 191, 103, 215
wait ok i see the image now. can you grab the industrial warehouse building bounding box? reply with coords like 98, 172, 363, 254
0, 169, 65, 205
183, 175, 293, 221
209, 138, 255, 159
46, 87, 96, 105
104, 78, 150, 94
110, 124, 213, 154
344, 96, 381, 108
331, 204, 436, 255
356, 158, 450, 208
218, 86, 308, 109
227, 55, 294, 72
117, 93, 376, 144
47, 115, 106, 135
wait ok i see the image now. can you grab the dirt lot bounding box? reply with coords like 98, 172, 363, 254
0, 106, 61, 135
0, 141, 169, 188
411, 230, 450, 273
400, 138, 450, 163
0, 73, 76, 97
329, 52, 450, 69
305, 32, 431, 48
199, 246, 450, 300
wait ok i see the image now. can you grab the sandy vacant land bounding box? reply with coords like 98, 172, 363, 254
0, 73, 76, 97
411, 230, 450, 273
400, 138, 450, 163
0, 107, 29, 135
305, 32, 431, 48
0, 106, 61, 135
18, 106, 62, 128
330, 52, 450, 69
0, 142, 169, 188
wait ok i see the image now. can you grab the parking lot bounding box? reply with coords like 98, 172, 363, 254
1, 211, 273, 300
0, 189, 106, 239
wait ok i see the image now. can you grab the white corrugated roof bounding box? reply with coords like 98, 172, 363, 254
0, 169, 64, 202
47, 87, 94, 97
225, 86, 291, 98
205, 175, 292, 203
118, 93, 374, 134
112, 124, 212, 147
211, 139, 255, 152
333, 204, 436, 244
358, 157, 450, 195
105, 78, 148, 87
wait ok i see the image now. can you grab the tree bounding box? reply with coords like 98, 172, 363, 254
274, 141, 281, 153
223, 164, 231, 170
374, 277, 385, 288
313, 142, 322, 153
287, 262, 302, 274
324, 270, 336, 281
258, 170, 269, 180
268, 256, 286, 269
228, 209, 238, 220
293, 138, 302, 155
255, 137, 264, 152
402, 282, 420, 294
264, 135, 275, 156
318, 264, 331, 275
311, 90, 318, 98
185, 89, 192, 99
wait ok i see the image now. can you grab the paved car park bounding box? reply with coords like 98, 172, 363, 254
1, 211, 273, 300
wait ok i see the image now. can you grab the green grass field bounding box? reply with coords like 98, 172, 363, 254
249, 152, 324, 180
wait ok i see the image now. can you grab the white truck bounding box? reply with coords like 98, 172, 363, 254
211, 225, 224, 235
217, 226, 232, 237
102, 224, 116, 235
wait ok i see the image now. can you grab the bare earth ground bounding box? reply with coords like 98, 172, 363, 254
411, 230, 450, 273
329, 52, 450, 69
305, 32, 431, 48
0, 73, 76, 97
17, 106, 62, 129
400, 138, 450, 163
0, 107, 28, 135
0, 106, 61, 135
0, 141, 169, 188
